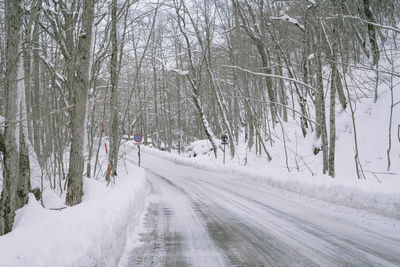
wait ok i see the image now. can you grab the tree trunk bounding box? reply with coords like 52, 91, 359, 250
0, 0, 25, 235
363, 0, 379, 66
106, 0, 120, 181
315, 21, 329, 174
328, 55, 337, 178
362, 0, 380, 102
66, 0, 95, 206
32, 0, 42, 166
256, 44, 277, 128
191, 86, 219, 158
277, 55, 288, 122
335, 69, 347, 110
17, 87, 31, 210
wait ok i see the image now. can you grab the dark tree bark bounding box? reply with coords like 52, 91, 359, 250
0, 0, 29, 235
328, 54, 337, 178
106, 0, 120, 181
66, 0, 95, 206
32, 0, 42, 163
315, 20, 329, 174
363, 0, 379, 66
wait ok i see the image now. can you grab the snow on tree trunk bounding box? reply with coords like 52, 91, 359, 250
192, 90, 219, 159
17, 46, 31, 210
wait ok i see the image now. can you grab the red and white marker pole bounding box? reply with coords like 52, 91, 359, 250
102, 121, 111, 175
134, 134, 143, 167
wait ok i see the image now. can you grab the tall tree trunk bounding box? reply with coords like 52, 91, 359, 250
315, 21, 329, 174
277, 55, 288, 122
32, 0, 42, 166
174, 1, 219, 158
23, 32, 33, 145
362, 0, 380, 102
66, 0, 95, 206
363, 0, 379, 67
328, 53, 337, 178
335, 69, 346, 110
0, 0, 26, 235
18, 64, 31, 209
153, 54, 159, 148
258, 46, 277, 128
86, 94, 96, 178
191, 82, 219, 158
106, 0, 120, 181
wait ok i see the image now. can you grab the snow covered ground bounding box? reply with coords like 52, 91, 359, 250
0, 146, 146, 267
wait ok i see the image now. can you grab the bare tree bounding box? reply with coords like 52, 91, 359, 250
0, 0, 30, 235
65, 0, 95, 206
174, 0, 219, 157
106, 0, 120, 181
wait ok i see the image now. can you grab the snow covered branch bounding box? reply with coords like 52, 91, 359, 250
328, 15, 400, 34
169, 68, 189, 76
270, 14, 305, 32
221, 64, 319, 94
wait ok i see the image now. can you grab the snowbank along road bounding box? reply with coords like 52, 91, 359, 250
122, 153, 400, 267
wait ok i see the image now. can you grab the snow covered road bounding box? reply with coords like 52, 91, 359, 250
123, 153, 400, 267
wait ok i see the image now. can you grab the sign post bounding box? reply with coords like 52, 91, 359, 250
134, 134, 143, 167
221, 134, 228, 165
398, 124, 400, 143
101, 121, 111, 175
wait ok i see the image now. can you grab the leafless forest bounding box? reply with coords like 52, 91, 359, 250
0, 0, 399, 235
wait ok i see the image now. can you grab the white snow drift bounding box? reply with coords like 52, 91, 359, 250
0, 165, 146, 267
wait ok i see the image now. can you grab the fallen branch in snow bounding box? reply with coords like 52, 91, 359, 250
366, 171, 398, 175
271, 126, 315, 176
48, 207, 67, 211
364, 170, 382, 183
364, 170, 398, 184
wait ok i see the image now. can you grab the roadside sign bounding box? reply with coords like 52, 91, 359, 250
221, 134, 228, 164
134, 133, 143, 167
221, 134, 228, 144
134, 133, 143, 143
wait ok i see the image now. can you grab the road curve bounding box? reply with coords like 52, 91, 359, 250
123, 153, 400, 267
